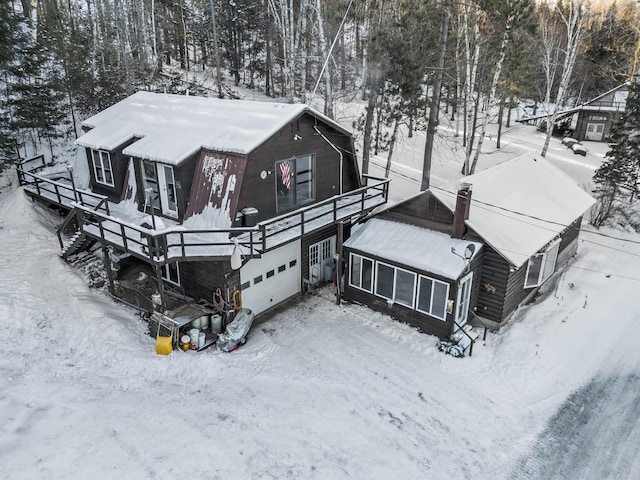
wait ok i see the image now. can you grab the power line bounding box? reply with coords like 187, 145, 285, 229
376, 160, 640, 247
564, 264, 640, 283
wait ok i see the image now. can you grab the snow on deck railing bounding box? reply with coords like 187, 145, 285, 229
70, 179, 389, 266
17, 167, 110, 215
17, 154, 48, 173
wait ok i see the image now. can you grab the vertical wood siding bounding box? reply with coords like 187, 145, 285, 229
236, 112, 360, 223
84, 138, 137, 202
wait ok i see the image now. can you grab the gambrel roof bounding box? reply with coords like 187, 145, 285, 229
76, 91, 350, 165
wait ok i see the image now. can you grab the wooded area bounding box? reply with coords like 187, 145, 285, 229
1, 0, 639, 176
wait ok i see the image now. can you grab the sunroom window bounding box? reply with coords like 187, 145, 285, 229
349, 254, 373, 293
374, 262, 416, 308
90, 149, 114, 187
416, 276, 450, 321
524, 240, 560, 288
348, 253, 454, 320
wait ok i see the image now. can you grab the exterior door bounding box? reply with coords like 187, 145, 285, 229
141, 159, 160, 211
141, 160, 178, 218
158, 165, 178, 218
309, 236, 336, 284
455, 273, 473, 326
585, 122, 605, 141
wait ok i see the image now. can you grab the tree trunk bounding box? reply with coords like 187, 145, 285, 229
497, 93, 505, 149
542, 1, 584, 157
208, 0, 223, 98
361, 85, 377, 176
385, 116, 400, 178
470, 12, 515, 175
422, 0, 450, 191
265, 0, 272, 96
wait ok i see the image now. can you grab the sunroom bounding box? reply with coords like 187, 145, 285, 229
342, 218, 483, 339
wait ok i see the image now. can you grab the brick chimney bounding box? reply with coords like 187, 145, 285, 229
452, 183, 472, 239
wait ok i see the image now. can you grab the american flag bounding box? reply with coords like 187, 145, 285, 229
279, 160, 291, 190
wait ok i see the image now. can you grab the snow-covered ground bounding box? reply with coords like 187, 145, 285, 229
1, 119, 640, 479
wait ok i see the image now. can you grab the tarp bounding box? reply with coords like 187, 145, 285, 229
217, 308, 254, 352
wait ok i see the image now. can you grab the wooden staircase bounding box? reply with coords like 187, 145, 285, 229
60, 231, 95, 260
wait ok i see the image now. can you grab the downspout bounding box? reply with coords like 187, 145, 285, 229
313, 125, 343, 194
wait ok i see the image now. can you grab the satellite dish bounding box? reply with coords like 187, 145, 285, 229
464, 244, 476, 260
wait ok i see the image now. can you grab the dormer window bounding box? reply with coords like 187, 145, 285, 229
90, 149, 114, 187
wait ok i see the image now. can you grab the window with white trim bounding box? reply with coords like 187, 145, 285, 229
374, 261, 416, 308
349, 254, 373, 293
416, 275, 450, 321
348, 253, 456, 320
90, 149, 114, 187
162, 262, 180, 285
524, 239, 560, 288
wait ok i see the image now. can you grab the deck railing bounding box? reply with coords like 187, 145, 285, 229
17, 167, 110, 215
17, 154, 48, 174
66, 179, 389, 266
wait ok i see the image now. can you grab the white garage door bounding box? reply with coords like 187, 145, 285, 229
240, 240, 301, 315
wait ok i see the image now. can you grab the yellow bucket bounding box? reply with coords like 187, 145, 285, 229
155, 336, 173, 355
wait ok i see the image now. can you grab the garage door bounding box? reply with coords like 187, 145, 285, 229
240, 240, 301, 315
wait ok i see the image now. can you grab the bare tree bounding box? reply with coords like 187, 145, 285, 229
541, 0, 586, 157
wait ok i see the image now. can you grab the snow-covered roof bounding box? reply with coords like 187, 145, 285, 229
344, 218, 482, 280
432, 156, 595, 267
75, 91, 349, 165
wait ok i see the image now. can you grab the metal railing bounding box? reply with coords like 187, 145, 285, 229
17, 154, 48, 173
64, 179, 389, 266
21, 159, 389, 266
17, 167, 110, 215
452, 320, 476, 357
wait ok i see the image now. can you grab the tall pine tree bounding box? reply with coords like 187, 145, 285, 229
0, 1, 23, 171
592, 80, 640, 227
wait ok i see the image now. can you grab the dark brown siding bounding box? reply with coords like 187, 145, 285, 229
502, 262, 530, 322
475, 247, 510, 323
179, 260, 239, 303
175, 153, 200, 222
381, 191, 455, 233
559, 217, 582, 253
236, 112, 361, 223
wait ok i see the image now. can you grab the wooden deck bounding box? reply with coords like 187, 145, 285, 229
17, 158, 389, 267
